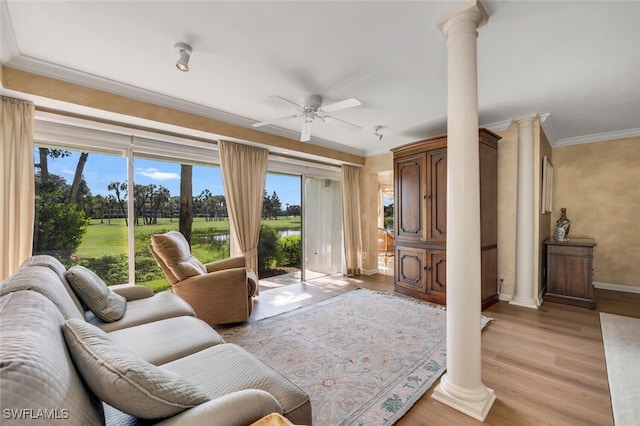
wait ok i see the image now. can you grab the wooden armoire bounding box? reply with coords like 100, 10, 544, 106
391, 129, 500, 310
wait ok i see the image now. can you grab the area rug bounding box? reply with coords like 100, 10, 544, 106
221, 288, 491, 425
600, 312, 640, 426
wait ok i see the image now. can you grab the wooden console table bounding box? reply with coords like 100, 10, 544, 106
544, 238, 596, 309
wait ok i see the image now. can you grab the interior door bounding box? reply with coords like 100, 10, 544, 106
302, 176, 342, 280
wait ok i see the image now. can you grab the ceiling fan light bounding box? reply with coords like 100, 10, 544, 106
174, 42, 192, 72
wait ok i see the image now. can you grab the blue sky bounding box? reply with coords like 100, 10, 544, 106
39, 149, 302, 207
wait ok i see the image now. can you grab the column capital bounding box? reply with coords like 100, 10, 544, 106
437, 1, 488, 36
514, 114, 538, 127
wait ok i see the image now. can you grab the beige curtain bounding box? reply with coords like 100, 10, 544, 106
1, 97, 35, 280
341, 165, 362, 276
218, 140, 268, 285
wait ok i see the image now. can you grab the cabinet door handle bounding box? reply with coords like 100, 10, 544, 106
424, 266, 431, 271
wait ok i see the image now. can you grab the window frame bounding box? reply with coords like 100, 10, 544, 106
34, 112, 341, 284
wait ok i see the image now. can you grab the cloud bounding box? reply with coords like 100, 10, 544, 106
61, 169, 75, 175
136, 167, 180, 181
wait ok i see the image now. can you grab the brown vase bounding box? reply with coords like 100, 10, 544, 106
555, 208, 571, 241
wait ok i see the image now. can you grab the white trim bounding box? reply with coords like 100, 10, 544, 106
554, 128, 640, 147
361, 268, 378, 276
594, 281, 640, 294
499, 293, 513, 302
482, 118, 513, 133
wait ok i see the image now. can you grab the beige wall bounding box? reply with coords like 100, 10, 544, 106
496, 124, 518, 296
359, 152, 393, 272
552, 137, 640, 289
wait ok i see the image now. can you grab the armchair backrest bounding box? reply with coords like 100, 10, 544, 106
377, 228, 394, 253
149, 231, 207, 284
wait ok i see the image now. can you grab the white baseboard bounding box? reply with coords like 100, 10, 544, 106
499, 293, 513, 302
593, 281, 640, 294
361, 268, 378, 276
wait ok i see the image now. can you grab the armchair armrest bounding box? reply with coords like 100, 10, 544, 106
110, 284, 154, 300
205, 256, 246, 273
156, 389, 282, 426
172, 268, 253, 324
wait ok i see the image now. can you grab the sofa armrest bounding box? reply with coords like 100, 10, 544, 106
110, 284, 154, 300
204, 256, 246, 273
155, 389, 282, 426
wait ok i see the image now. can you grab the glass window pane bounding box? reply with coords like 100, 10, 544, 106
132, 156, 228, 292
258, 173, 302, 286
33, 146, 129, 285
303, 177, 342, 279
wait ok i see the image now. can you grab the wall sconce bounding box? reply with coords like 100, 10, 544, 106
174, 42, 192, 72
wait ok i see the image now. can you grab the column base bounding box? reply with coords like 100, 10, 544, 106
509, 297, 539, 309
432, 373, 496, 422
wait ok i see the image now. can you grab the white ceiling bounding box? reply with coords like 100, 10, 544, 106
1, 1, 639, 158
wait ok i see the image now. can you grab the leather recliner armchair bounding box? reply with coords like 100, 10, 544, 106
149, 231, 258, 325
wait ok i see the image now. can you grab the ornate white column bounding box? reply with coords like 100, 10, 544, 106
433, 1, 495, 421
433, 1, 496, 421
510, 115, 539, 308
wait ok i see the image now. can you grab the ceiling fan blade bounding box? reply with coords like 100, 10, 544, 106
251, 114, 301, 128
319, 97, 362, 113
276, 96, 305, 110
300, 119, 312, 142
322, 115, 362, 133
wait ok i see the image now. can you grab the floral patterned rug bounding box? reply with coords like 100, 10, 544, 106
221, 288, 491, 426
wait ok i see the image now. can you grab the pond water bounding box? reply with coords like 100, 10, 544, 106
195, 229, 300, 243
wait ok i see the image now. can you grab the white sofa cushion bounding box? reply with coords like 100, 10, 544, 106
66, 266, 126, 322
108, 316, 225, 365
20, 254, 85, 314
0, 266, 85, 320
62, 318, 209, 419
86, 291, 195, 332
0, 291, 104, 425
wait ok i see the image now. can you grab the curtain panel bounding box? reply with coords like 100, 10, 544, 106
218, 140, 268, 288
1, 97, 35, 280
341, 165, 362, 276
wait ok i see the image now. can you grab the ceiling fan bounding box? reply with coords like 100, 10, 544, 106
251, 94, 362, 142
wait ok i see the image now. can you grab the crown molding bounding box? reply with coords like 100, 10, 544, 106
481, 118, 513, 133
5, 56, 366, 159
554, 127, 640, 147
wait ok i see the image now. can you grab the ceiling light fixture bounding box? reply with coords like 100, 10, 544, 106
374, 126, 384, 141
174, 42, 192, 72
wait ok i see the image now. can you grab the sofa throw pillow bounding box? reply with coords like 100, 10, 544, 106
62, 318, 210, 419
150, 231, 207, 281
66, 266, 126, 322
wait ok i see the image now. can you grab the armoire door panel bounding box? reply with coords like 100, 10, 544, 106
427, 149, 447, 244
481, 247, 498, 302
427, 248, 447, 296
479, 142, 498, 247
395, 154, 426, 241
395, 246, 427, 292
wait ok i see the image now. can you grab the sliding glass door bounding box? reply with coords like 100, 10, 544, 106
303, 176, 342, 281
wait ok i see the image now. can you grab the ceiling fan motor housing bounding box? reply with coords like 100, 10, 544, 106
303, 94, 323, 109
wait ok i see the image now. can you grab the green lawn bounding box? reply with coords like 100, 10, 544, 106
78, 216, 301, 258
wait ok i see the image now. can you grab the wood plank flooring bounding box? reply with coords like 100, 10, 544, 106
243, 273, 640, 425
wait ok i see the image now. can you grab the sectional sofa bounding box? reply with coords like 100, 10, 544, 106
0, 255, 311, 425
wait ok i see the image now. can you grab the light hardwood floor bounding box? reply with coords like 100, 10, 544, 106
244, 273, 640, 425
